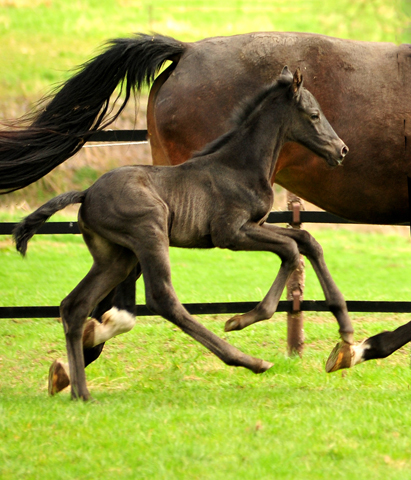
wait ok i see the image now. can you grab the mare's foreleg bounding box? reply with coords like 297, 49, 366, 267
326, 320, 411, 372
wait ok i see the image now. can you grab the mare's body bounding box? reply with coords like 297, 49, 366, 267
1, 32, 410, 225
147, 32, 411, 224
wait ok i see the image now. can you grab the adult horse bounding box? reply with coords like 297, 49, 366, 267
1, 32, 410, 372
14, 68, 352, 400
1, 32, 410, 225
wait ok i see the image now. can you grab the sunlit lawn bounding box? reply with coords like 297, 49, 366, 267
1, 227, 411, 478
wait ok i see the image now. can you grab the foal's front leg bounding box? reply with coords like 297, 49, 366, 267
224, 223, 354, 344
224, 223, 301, 332
272, 225, 354, 344
134, 239, 273, 374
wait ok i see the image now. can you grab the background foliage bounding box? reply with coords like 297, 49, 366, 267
0, 0, 409, 98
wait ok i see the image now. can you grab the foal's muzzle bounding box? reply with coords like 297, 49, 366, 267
338, 144, 349, 165
333, 142, 349, 166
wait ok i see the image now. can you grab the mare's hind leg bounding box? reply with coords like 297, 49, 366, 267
60, 241, 137, 400
135, 239, 273, 373
48, 265, 141, 396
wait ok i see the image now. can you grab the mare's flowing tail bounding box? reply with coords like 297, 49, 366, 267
0, 33, 185, 193
13, 191, 86, 255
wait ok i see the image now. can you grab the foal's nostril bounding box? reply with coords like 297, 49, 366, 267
341, 145, 349, 157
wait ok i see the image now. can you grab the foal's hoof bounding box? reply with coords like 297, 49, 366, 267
71, 391, 95, 402
224, 315, 243, 332
325, 342, 354, 373
48, 359, 70, 395
257, 360, 274, 373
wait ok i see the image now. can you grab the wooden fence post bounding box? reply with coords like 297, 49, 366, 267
286, 191, 305, 356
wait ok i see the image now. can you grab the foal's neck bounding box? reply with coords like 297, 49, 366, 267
228, 94, 290, 181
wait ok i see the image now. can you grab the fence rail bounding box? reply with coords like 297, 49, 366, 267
1, 212, 409, 319
1, 210, 407, 236
2, 300, 411, 320
1, 129, 409, 319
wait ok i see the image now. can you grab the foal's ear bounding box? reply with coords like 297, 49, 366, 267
291, 68, 303, 96
281, 65, 293, 80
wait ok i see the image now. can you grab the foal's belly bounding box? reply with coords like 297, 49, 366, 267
168, 215, 214, 249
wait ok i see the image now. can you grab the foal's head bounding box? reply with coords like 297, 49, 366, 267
280, 66, 348, 167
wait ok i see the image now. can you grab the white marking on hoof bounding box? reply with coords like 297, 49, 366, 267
351, 341, 370, 366
93, 307, 136, 345
326, 340, 370, 373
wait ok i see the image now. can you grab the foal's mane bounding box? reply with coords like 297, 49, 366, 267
191, 75, 291, 159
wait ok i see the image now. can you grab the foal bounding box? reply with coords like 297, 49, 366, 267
14, 67, 352, 400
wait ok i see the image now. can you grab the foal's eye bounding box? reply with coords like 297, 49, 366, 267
310, 113, 320, 121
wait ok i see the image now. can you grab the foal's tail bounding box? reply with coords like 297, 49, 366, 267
0, 33, 186, 193
13, 191, 86, 256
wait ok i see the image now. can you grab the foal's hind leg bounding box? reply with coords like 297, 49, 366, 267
48, 266, 141, 395
134, 238, 273, 373
82, 264, 141, 358
60, 244, 136, 400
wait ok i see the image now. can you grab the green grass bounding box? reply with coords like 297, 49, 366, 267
1, 312, 411, 479
2, 228, 411, 477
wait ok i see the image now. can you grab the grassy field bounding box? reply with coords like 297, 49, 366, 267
1, 221, 411, 306
2, 227, 411, 478
1, 314, 411, 479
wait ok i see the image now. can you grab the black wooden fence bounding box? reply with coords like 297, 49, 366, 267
1, 129, 410, 319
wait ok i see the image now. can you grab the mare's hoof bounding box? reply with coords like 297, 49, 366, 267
224, 315, 243, 332
325, 342, 354, 373
48, 359, 70, 395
